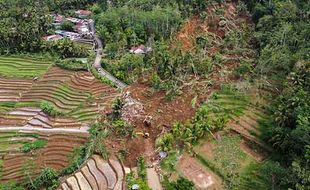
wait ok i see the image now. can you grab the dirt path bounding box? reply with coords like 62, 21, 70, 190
147, 168, 162, 190
0, 125, 89, 134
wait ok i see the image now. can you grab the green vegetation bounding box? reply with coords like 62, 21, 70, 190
55, 59, 88, 71
21, 140, 47, 153
110, 98, 124, 120
137, 156, 147, 181
41, 39, 89, 59
94, 5, 182, 58
102, 54, 144, 84
60, 21, 74, 32
0, 182, 24, 190
126, 172, 151, 190
244, 0, 310, 189
86, 122, 110, 159
0, 56, 51, 78
111, 119, 135, 137
27, 168, 59, 190
61, 146, 87, 175
40, 101, 64, 117
160, 151, 179, 172
0, 132, 41, 152
0, 102, 17, 114
125, 154, 151, 190
163, 176, 195, 190
196, 135, 288, 189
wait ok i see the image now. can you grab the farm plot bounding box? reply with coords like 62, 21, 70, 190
58, 154, 126, 190
177, 154, 223, 190
19, 66, 120, 123
0, 56, 52, 79
0, 132, 88, 183
194, 134, 275, 190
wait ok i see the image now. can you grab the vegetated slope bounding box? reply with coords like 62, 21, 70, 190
0, 56, 120, 184
58, 154, 126, 190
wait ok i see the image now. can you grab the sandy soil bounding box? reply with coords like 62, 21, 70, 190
177, 154, 223, 190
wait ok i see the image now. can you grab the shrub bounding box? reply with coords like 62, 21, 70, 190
234, 60, 253, 78
41, 39, 89, 58
126, 172, 151, 190
151, 73, 162, 90
137, 156, 147, 181
111, 98, 124, 120
163, 177, 195, 190
61, 146, 86, 175
0, 182, 24, 190
21, 140, 47, 153
112, 119, 135, 137
60, 21, 74, 32
40, 101, 64, 117
55, 59, 88, 71
29, 168, 59, 190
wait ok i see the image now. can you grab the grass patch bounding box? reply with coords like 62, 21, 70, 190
160, 151, 179, 172
0, 102, 17, 114
15, 101, 41, 108
0, 132, 40, 152
196, 134, 284, 189
196, 135, 250, 188
21, 140, 47, 153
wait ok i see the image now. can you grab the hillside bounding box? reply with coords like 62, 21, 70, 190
0, 0, 309, 190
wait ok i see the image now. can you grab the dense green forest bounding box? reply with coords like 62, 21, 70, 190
251, 1, 310, 188
0, 0, 309, 189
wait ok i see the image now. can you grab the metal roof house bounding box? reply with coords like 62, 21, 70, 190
42, 34, 63, 41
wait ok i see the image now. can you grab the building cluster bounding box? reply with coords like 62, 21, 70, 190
43, 10, 92, 42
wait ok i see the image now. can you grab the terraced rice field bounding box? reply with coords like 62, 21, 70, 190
0, 56, 52, 78
0, 56, 120, 183
58, 155, 126, 190
0, 132, 88, 183
19, 66, 120, 121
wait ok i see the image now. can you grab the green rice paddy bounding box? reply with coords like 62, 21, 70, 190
0, 56, 52, 78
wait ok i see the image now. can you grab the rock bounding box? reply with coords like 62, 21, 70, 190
143, 116, 152, 127
219, 20, 226, 27
124, 167, 131, 174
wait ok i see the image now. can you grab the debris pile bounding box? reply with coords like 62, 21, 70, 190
121, 91, 145, 123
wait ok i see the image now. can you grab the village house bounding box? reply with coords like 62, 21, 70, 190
75, 22, 90, 35
42, 34, 63, 41
75, 10, 92, 18
55, 30, 80, 40
130, 45, 152, 54
45, 11, 92, 42
54, 14, 65, 23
